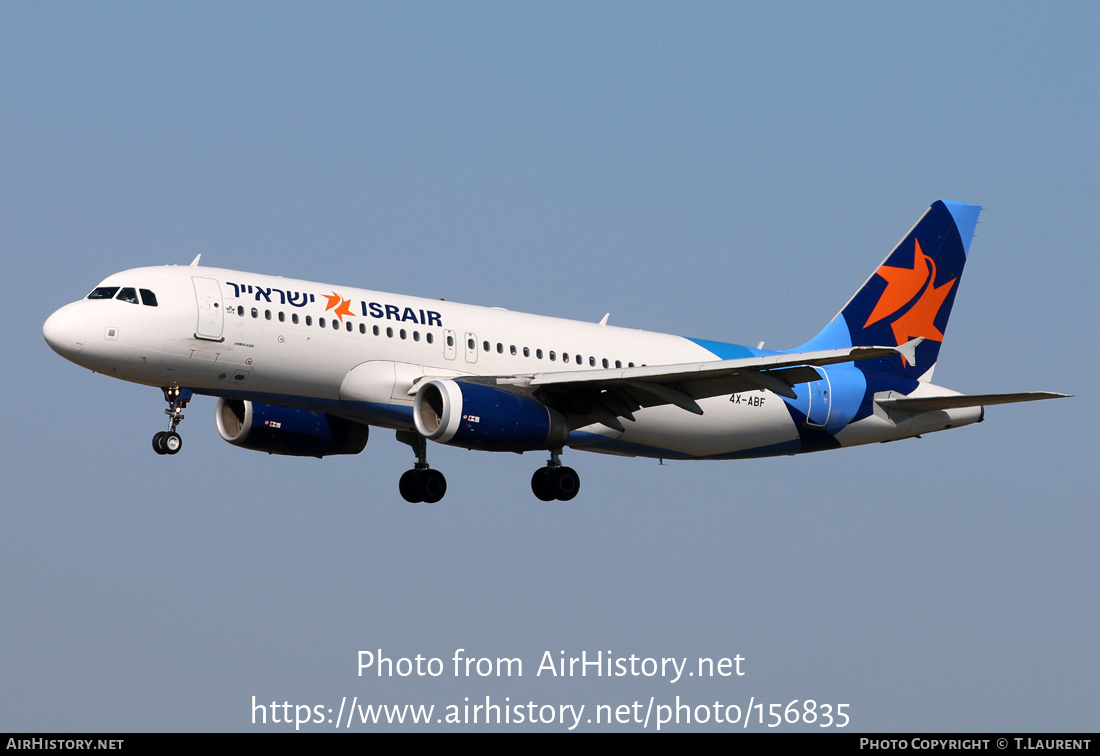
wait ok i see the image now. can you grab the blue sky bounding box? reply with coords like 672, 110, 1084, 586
3, 2, 1094, 731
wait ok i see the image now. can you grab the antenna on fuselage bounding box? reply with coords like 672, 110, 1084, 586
189, 254, 202, 267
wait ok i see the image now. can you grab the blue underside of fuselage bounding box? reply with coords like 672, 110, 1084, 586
566, 430, 805, 460
197, 386, 819, 460
201, 386, 416, 427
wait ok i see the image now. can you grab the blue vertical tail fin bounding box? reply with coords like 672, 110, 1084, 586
796, 200, 980, 381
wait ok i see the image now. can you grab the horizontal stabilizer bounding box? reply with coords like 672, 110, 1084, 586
876, 391, 1070, 412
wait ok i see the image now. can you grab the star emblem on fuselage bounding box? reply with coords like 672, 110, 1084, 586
323, 291, 354, 322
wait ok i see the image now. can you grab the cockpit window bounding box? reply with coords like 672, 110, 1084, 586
139, 289, 158, 307
116, 287, 139, 304
87, 286, 119, 300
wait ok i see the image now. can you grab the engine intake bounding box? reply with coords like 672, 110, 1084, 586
413, 379, 568, 452
216, 398, 368, 457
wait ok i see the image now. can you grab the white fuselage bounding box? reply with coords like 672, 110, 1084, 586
43, 264, 978, 461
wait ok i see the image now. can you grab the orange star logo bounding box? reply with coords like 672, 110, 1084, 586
323, 291, 354, 321
864, 239, 956, 347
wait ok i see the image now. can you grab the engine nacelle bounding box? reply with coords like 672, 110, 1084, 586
216, 398, 369, 458
413, 379, 569, 452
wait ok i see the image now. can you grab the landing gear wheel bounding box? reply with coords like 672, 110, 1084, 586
399, 468, 448, 503
163, 431, 182, 455
550, 466, 580, 501
419, 469, 447, 504
399, 470, 423, 503
531, 468, 555, 501
532, 449, 580, 502
152, 431, 168, 455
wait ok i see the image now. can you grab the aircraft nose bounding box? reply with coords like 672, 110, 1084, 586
43, 303, 87, 359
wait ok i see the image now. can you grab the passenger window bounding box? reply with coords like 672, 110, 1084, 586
373, 325, 380, 336
413, 331, 420, 342
139, 289, 158, 306
319, 317, 326, 328
238, 306, 245, 316
345, 321, 352, 332
536, 349, 543, 359
87, 287, 119, 300
292, 313, 299, 324
116, 287, 139, 304
400, 329, 407, 340
483, 341, 490, 352
523, 347, 530, 357
615, 360, 622, 368
602, 358, 608, 368
426, 333, 434, 344
306, 316, 312, 326
278, 311, 285, 322
265, 310, 272, 320
563, 353, 570, 364
589, 356, 596, 367
510, 345, 516, 355
386, 327, 393, 338
251, 308, 259, 318
468, 338, 475, 350
549, 351, 556, 361
359, 323, 366, 334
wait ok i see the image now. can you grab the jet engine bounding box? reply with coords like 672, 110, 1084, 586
413, 379, 569, 452
215, 398, 368, 457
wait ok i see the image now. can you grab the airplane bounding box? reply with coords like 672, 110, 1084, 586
43, 200, 1065, 503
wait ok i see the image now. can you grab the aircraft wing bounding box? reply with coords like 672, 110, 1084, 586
464, 343, 914, 432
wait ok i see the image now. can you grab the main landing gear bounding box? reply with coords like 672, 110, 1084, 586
531, 449, 580, 501
396, 430, 447, 504
392, 434, 580, 503
152, 387, 192, 455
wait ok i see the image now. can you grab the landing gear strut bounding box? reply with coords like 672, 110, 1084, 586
152, 387, 192, 455
531, 449, 580, 501
396, 430, 447, 503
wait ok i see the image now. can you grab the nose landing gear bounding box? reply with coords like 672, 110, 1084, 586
152, 387, 192, 455
531, 449, 580, 501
